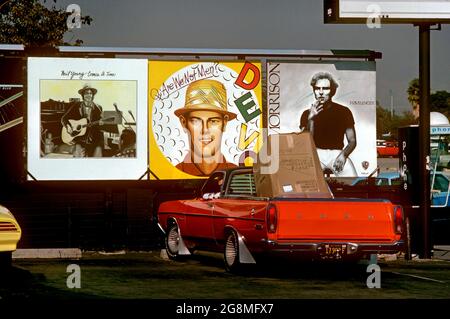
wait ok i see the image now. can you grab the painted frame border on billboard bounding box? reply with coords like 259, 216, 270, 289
27, 57, 148, 181
267, 60, 377, 177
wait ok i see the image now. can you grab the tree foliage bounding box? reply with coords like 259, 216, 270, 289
407, 78, 420, 106
407, 77, 450, 118
431, 90, 450, 118
376, 104, 417, 140
0, 0, 92, 46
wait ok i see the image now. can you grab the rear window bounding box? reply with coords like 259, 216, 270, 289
227, 173, 256, 196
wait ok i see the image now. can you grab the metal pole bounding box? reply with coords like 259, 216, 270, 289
418, 24, 431, 259
390, 89, 394, 118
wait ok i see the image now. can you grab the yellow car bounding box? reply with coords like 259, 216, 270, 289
0, 204, 22, 267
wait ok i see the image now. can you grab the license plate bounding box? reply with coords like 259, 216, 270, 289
320, 244, 347, 259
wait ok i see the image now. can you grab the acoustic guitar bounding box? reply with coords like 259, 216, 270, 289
61, 117, 114, 145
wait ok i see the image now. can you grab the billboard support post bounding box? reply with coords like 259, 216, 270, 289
324, 1, 450, 259
418, 24, 431, 259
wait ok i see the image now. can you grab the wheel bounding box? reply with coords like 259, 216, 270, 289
224, 230, 241, 273
404, 217, 412, 261
165, 224, 181, 260
0, 251, 12, 269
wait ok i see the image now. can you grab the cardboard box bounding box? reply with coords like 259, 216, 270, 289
253, 132, 332, 198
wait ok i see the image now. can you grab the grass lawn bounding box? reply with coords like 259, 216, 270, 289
1, 251, 449, 300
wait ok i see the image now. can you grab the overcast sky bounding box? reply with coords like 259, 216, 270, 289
57, 0, 450, 114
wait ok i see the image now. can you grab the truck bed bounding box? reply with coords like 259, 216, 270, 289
271, 197, 397, 243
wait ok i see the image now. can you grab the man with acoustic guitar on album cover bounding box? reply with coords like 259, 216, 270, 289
61, 84, 105, 158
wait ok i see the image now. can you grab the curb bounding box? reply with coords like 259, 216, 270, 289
12, 248, 82, 259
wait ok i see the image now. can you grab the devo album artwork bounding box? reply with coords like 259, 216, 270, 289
148, 60, 263, 179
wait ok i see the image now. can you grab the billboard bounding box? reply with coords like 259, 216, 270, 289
0, 84, 23, 133
27, 57, 148, 180
267, 61, 376, 177
325, 0, 450, 23
149, 60, 262, 179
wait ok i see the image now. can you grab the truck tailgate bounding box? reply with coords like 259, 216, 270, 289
273, 198, 397, 242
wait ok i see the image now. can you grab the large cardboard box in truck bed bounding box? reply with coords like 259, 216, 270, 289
253, 132, 332, 198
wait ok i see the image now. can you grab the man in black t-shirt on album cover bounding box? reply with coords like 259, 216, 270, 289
299, 72, 357, 177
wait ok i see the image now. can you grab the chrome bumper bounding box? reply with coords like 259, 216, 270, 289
261, 239, 404, 256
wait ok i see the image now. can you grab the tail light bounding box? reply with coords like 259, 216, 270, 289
393, 205, 404, 234
266, 204, 278, 233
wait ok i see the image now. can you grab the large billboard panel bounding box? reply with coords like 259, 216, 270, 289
325, 0, 450, 23
267, 61, 376, 177
0, 84, 23, 133
149, 60, 262, 179
27, 57, 148, 180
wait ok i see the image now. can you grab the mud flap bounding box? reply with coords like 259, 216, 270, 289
176, 226, 191, 256
236, 231, 256, 264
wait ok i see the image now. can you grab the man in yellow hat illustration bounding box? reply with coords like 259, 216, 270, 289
174, 79, 237, 176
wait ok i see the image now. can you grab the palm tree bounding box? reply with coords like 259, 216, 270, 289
407, 78, 420, 119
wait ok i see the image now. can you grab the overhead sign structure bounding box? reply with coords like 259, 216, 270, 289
27, 57, 148, 181
267, 60, 377, 177
324, 0, 449, 259
324, 0, 450, 24
148, 60, 263, 180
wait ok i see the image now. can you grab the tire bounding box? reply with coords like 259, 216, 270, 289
165, 224, 181, 260
0, 251, 12, 269
404, 217, 412, 261
224, 230, 241, 273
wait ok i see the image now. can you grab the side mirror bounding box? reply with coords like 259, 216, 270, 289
202, 193, 213, 200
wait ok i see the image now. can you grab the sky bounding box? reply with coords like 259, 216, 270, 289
56, 0, 450, 114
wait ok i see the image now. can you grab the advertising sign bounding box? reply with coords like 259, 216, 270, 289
149, 60, 262, 179
431, 126, 450, 135
27, 57, 148, 180
0, 84, 23, 133
325, 0, 450, 23
267, 61, 376, 177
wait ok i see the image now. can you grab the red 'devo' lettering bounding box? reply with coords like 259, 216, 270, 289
235, 62, 260, 90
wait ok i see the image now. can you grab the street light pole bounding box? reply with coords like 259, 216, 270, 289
389, 89, 394, 118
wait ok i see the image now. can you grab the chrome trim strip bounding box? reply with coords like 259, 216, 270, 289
157, 223, 166, 235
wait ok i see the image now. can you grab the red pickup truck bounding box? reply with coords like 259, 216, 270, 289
158, 168, 405, 272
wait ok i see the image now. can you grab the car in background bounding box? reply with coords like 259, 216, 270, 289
430, 147, 450, 171
352, 171, 450, 207
431, 172, 450, 207
351, 171, 402, 187
0, 204, 22, 267
377, 140, 399, 157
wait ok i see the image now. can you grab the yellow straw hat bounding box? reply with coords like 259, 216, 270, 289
174, 79, 237, 120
